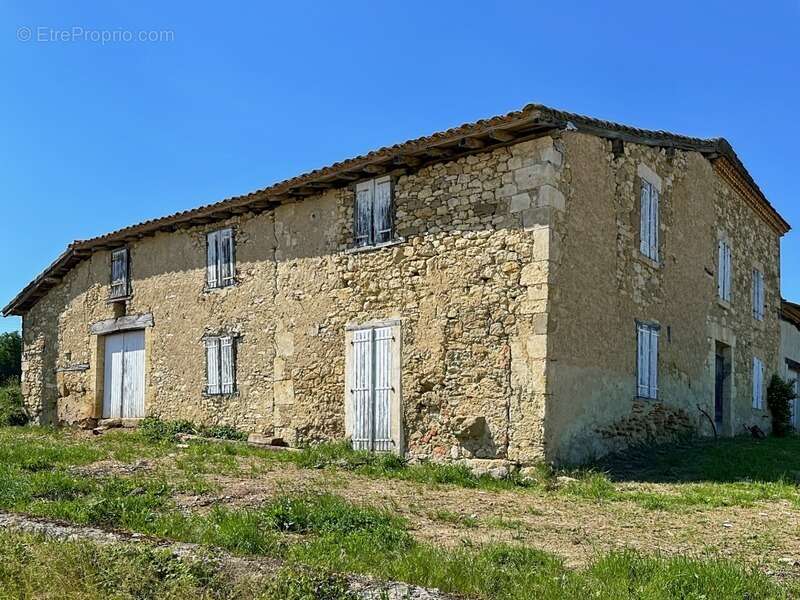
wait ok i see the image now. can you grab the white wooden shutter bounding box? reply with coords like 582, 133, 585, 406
752, 269, 764, 321
649, 186, 659, 261
637, 324, 658, 399
220, 229, 235, 286
220, 336, 235, 394
648, 327, 659, 399
637, 324, 648, 397
373, 177, 393, 245
207, 231, 219, 288
111, 248, 129, 297
206, 338, 220, 394
718, 240, 732, 302
640, 181, 658, 261
640, 183, 651, 257
725, 243, 732, 302
752, 357, 764, 409
373, 326, 393, 451
350, 328, 372, 450
354, 181, 374, 247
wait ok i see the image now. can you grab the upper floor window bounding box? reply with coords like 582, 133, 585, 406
639, 179, 660, 262
718, 239, 732, 303
110, 248, 130, 299
636, 322, 659, 399
205, 335, 236, 395
752, 356, 765, 409
207, 228, 235, 288
354, 176, 393, 248
752, 269, 765, 321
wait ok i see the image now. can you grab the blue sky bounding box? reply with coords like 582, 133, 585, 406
2, 1, 799, 334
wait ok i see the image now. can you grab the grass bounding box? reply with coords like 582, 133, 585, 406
0, 530, 357, 600
0, 424, 797, 599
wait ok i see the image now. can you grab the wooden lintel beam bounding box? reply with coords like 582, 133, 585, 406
459, 137, 485, 149
488, 129, 515, 142
363, 164, 386, 174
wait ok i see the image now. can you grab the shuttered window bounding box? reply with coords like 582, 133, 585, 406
349, 325, 395, 452
639, 179, 659, 261
752, 357, 765, 409
637, 322, 659, 399
354, 176, 393, 248
207, 228, 235, 288
752, 269, 765, 321
718, 239, 732, 302
110, 248, 130, 298
205, 335, 236, 395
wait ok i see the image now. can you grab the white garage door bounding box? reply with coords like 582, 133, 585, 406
103, 330, 145, 419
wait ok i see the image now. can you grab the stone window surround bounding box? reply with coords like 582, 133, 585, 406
636, 163, 664, 269
343, 318, 403, 454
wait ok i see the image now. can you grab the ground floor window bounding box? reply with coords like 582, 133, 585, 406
636, 322, 659, 399
752, 357, 765, 409
205, 335, 236, 395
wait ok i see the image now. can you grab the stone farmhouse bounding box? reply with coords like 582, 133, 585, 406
3, 103, 792, 465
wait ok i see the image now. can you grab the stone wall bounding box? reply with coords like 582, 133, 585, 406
17, 129, 784, 466
20, 136, 565, 464
546, 132, 782, 464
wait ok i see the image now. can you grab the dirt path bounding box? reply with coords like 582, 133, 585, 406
0, 510, 456, 600
172, 463, 800, 577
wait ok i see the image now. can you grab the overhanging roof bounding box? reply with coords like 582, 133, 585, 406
3, 102, 791, 316
782, 299, 800, 330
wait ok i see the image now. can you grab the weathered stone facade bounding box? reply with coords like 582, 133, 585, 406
8, 105, 789, 465
546, 133, 782, 463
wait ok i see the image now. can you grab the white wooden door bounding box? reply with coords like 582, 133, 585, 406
350, 327, 393, 452
103, 330, 145, 418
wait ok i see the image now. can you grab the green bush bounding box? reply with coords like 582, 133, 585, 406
200, 424, 247, 441
138, 416, 195, 442
0, 331, 21, 385
0, 381, 28, 426
767, 374, 796, 437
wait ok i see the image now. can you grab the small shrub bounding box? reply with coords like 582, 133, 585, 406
139, 416, 195, 442
0, 381, 28, 426
767, 374, 796, 437
200, 424, 247, 441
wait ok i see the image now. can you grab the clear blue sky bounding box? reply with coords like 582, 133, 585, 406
2, 1, 799, 334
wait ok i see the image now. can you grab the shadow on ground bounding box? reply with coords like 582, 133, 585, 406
590, 434, 800, 484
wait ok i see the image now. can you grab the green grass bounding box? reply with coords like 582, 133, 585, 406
0, 427, 794, 600
4, 425, 800, 513
0, 530, 356, 600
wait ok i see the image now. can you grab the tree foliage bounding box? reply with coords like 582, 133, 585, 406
0, 332, 22, 384
767, 374, 796, 437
